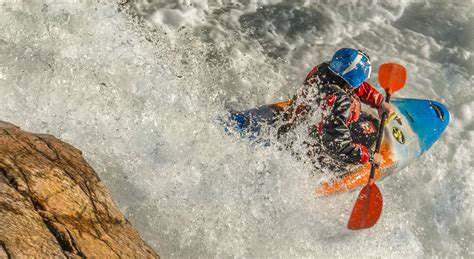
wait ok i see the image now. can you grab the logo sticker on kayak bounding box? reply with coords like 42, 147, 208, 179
392, 127, 405, 144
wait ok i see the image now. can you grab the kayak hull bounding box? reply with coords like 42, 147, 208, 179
224, 98, 450, 195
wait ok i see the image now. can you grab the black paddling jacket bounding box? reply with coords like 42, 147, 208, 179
288, 62, 383, 164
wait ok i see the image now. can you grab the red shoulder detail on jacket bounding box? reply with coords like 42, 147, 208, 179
305, 66, 319, 81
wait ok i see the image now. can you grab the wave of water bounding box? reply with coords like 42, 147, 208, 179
0, 0, 472, 257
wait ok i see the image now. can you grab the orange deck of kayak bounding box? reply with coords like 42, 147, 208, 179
314, 142, 394, 195
271, 100, 293, 111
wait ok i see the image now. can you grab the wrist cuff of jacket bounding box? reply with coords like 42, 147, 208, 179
375, 95, 384, 108
359, 144, 371, 163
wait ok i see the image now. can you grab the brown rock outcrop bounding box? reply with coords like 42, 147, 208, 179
0, 121, 159, 258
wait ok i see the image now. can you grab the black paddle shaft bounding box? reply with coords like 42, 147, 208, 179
369, 93, 392, 179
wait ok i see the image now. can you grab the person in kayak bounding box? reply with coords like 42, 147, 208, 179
276, 48, 394, 170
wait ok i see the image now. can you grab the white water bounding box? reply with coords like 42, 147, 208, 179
0, 0, 472, 257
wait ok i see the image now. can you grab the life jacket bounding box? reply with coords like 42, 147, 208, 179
289, 62, 383, 164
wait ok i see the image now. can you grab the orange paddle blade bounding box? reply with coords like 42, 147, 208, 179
347, 183, 383, 230
378, 63, 407, 94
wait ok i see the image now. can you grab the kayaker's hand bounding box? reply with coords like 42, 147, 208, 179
372, 153, 383, 166
377, 102, 395, 119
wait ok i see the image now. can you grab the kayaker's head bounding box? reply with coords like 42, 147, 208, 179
328, 48, 371, 89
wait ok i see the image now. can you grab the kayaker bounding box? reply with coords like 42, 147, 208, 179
277, 48, 394, 170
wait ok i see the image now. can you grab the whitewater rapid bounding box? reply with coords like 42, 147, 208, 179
0, 0, 472, 257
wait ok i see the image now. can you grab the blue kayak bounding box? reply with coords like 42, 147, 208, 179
223, 98, 450, 195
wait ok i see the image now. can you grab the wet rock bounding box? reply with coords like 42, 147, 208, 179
0, 121, 159, 258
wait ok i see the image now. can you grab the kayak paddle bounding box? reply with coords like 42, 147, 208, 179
347, 63, 407, 230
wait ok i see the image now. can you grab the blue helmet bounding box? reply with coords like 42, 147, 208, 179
328, 48, 371, 88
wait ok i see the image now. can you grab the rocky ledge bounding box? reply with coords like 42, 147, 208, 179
0, 121, 159, 258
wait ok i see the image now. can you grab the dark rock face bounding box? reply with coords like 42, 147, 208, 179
0, 121, 159, 258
